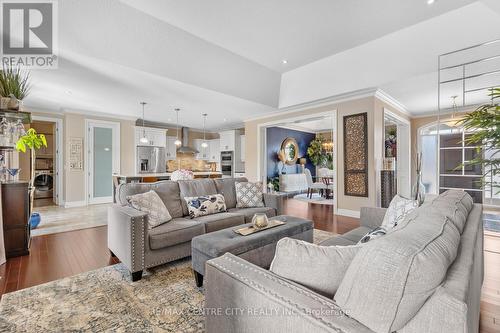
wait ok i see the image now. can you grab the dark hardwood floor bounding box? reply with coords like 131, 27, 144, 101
0, 199, 498, 332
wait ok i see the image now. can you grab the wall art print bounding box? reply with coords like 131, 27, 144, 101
343, 112, 368, 197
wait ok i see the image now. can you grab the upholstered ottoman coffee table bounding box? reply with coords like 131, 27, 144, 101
191, 215, 313, 287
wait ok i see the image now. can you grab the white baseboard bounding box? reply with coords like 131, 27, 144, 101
336, 209, 360, 218
64, 200, 87, 208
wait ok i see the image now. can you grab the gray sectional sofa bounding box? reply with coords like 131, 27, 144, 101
204, 190, 484, 333
107, 177, 283, 281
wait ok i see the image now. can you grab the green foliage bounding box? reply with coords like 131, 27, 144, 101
15, 128, 47, 153
456, 88, 500, 191
0, 65, 31, 99
267, 177, 280, 192
307, 134, 333, 169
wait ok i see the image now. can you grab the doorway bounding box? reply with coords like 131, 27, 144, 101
383, 109, 411, 199
85, 120, 120, 204
257, 111, 337, 212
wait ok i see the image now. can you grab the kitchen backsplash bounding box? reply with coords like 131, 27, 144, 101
167, 155, 217, 172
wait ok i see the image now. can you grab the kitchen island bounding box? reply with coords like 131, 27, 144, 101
112, 171, 223, 203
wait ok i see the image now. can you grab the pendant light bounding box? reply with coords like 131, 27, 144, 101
174, 108, 182, 146
139, 102, 149, 144
201, 113, 208, 148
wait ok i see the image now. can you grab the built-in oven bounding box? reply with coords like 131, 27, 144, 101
220, 151, 233, 178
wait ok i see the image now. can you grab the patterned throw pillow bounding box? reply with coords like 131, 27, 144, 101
235, 181, 264, 208
357, 195, 417, 244
127, 190, 172, 229
184, 194, 227, 219
357, 227, 387, 244
381, 194, 418, 230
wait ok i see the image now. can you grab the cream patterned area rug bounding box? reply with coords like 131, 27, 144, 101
0, 229, 335, 332
293, 193, 334, 206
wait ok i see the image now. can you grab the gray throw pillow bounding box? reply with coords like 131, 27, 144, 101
235, 181, 264, 208
127, 190, 172, 229
270, 238, 361, 298
184, 194, 227, 219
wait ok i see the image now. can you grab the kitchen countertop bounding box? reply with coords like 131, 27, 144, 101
114, 171, 222, 178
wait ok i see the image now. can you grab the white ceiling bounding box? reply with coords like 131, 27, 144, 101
23, 0, 500, 128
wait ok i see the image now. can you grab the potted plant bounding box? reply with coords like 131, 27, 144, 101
15, 128, 47, 214
457, 87, 500, 193
307, 134, 334, 169
0, 66, 31, 110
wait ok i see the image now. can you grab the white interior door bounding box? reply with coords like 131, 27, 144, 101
87, 120, 120, 204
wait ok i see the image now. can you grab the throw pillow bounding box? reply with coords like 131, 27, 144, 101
127, 190, 172, 229
270, 238, 361, 298
381, 194, 418, 230
235, 181, 264, 208
357, 227, 387, 244
184, 194, 227, 219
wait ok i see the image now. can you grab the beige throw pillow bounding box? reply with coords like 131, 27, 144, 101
127, 190, 172, 229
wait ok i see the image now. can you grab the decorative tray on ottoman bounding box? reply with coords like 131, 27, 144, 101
234, 218, 287, 236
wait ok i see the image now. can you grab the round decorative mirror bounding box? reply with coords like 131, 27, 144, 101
281, 137, 299, 165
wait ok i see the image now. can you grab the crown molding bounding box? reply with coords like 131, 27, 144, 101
374, 89, 410, 117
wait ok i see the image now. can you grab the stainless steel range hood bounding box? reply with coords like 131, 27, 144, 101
177, 127, 199, 154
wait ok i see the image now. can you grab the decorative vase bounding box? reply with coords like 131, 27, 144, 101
0, 97, 9, 110
29, 212, 41, 229
412, 172, 425, 206
7, 97, 19, 110
252, 213, 269, 229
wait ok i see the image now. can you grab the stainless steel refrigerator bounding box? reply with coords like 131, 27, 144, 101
136, 146, 167, 173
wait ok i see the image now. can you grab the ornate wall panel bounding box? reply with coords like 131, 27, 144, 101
343, 113, 368, 197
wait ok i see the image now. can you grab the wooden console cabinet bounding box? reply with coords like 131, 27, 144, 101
2, 181, 30, 258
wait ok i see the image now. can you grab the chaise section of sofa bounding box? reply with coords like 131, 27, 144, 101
204, 193, 484, 333
107, 177, 284, 281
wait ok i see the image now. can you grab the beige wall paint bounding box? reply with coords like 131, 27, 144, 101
245, 96, 379, 213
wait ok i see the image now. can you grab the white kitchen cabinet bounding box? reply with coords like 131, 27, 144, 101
166, 136, 178, 160
219, 131, 235, 151
194, 139, 210, 160
135, 127, 166, 147
240, 135, 245, 162
209, 139, 220, 162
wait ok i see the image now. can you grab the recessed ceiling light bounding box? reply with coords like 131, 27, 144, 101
427, 0, 435, 4
65, 90, 72, 94
223, 118, 227, 122
282, 59, 288, 64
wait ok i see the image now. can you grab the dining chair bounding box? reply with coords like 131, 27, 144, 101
304, 168, 326, 199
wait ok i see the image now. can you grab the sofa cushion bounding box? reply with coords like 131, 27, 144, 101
426, 190, 473, 234
184, 194, 227, 219
148, 218, 205, 250
126, 190, 172, 229
270, 238, 361, 298
213, 177, 247, 209
116, 181, 184, 218
334, 191, 470, 333
228, 207, 276, 223
338, 226, 372, 243
381, 195, 418, 229
178, 179, 217, 216
319, 236, 357, 246
192, 212, 245, 233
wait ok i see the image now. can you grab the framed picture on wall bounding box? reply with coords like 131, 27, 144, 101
343, 112, 368, 197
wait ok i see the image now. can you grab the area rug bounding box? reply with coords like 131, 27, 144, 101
293, 193, 334, 205
0, 229, 335, 332
31, 204, 110, 237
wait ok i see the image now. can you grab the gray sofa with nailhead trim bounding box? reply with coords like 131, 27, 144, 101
107, 177, 283, 281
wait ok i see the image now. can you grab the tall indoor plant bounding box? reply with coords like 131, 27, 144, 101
307, 134, 333, 169
457, 88, 500, 192
15, 128, 47, 212
0, 65, 31, 110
